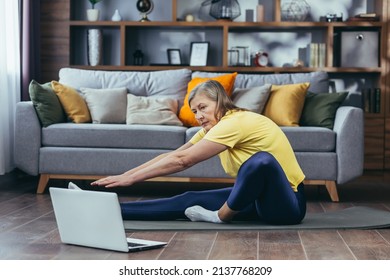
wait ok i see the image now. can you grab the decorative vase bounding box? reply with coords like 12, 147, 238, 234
87, 29, 102, 66
111, 9, 122, 21
207, 0, 241, 21
281, 0, 310, 21
86, 9, 100, 21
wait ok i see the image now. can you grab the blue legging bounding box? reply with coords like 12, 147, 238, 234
121, 152, 306, 225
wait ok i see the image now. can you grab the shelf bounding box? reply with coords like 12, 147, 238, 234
68, 20, 384, 28
67, 2, 386, 76
69, 65, 383, 73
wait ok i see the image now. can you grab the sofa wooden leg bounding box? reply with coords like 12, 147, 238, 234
325, 180, 339, 202
37, 174, 50, 194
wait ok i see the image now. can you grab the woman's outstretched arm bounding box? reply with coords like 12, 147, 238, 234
91, 139, 227, 188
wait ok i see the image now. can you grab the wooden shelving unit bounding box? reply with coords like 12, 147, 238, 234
55, 0, 389, 170
68, 19, 385, 71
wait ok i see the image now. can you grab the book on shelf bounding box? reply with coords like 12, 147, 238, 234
306, 43, 317, 67
306, 43, 326, 68
358, 13, 377, 17
362, 88, 381, 113
318, 43, 326, 68
374, 88, 381, 113
347, 13, 380, 22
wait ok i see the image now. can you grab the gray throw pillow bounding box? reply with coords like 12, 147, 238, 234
29, 80, 66, 127
126, 94, 183, 126
231, 84, 272, 113
81, 87, 128, 124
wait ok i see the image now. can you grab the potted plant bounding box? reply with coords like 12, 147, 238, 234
86, 0, 103, 21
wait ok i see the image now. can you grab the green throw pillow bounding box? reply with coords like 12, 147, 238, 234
300, 91, 348, 129
29, 80, 66, 127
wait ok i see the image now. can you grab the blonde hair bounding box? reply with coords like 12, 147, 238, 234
188, 80, 243, 120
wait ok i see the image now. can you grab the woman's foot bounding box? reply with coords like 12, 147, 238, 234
184, 205, 224, 223
218, 202, 238, 222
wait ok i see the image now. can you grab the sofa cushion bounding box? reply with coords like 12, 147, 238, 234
186, 126, 203, 142
233, 71, 329, 93
42, 123, 187, 150
81, 87, 128, 124
58, 68, 191, 107
186, 126, 335, 152
263, 83, 310, 126
179, 72, 237, 127
295, 152, 337, 181
51, 81, 92, 123
28, 80, 66, 127
231, 84, 272, 113
300, 91, 349, 129
282, 126, 336, 152
126, 94, 182, 126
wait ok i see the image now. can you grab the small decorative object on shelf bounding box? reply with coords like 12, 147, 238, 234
245, 9, 254, 22
136, 0, 153, 22
87, 0, 103, 21
320, 13, 343, 22
256, 5, 264, 22
167, 49, 182, 65
190, 42, 209, 66
293, 59, 304, 67
202, 0, 241, 21
228, 49, 239, 66
87, 29, 102, 66
185, 14, 195, 22
281, 0, 310, 21
133, 49, 144, 65
111, 9, 122, 21
254, 51, 269, 67
231, 46, 250, 66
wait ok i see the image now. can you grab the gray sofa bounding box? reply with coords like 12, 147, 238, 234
14, 68, 364, 201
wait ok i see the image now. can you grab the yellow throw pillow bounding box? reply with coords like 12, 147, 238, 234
51, 81, 91, 123
178, 72, 237, 127
263, 82, 310, 127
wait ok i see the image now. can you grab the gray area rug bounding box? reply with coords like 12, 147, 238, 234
124, 206, 390, 231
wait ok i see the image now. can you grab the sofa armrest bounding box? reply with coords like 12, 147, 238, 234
333, 106, 364, 184
14, 101, 41, 175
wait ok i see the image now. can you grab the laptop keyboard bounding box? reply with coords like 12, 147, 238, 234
128, 242, 145, 247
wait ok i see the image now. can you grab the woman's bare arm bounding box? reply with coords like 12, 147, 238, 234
92, 140, 227, 188
91, 142, 193, 186
121, 142, 193, 177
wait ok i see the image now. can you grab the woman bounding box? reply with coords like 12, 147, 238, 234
92, 80, 306, 225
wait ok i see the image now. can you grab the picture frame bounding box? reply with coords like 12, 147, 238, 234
189, 42, 210, 66
167, 49, 182, 65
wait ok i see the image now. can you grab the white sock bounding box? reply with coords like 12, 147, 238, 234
184, 205, 224, 224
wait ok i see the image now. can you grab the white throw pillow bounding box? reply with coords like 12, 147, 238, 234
126, 94, 183, 126
81, 87, 128, 124
231, 84, 272, 113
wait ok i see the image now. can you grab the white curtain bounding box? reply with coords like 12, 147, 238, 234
0, 0, 21, 175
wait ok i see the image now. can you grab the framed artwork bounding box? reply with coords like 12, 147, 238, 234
189, 42, 209, 66
167, 49, 182, 65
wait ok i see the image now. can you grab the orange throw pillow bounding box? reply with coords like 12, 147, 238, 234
179, 72, 237, 127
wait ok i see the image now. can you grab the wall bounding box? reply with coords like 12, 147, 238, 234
40, 0, 70, 82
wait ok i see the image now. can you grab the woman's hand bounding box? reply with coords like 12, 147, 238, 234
91, 174, 135, 188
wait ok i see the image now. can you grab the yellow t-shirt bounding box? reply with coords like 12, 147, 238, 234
189, 110, 305, 192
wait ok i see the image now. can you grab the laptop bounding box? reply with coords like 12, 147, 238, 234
49, 182, 167, 252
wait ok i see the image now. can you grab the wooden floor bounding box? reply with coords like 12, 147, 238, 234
1, 170, 390, 260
